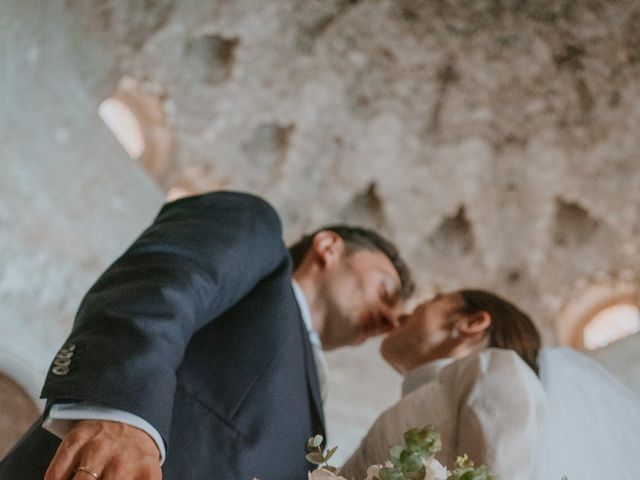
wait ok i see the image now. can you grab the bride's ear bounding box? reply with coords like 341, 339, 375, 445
456, 311, 491, 338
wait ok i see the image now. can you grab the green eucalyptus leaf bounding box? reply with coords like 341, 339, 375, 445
430, 436, 443, 454
312, 434, 324, 448
305, 452, 325, 465
307, 437, 317, 451
388, 445, 403, 468
379, 467, 405, 480
475, 464, 496, 480
404, 464, 426, 480
403, 425, 442, 457
454, 454, 473, 470
404, 428, 421, 448
400, 451, 423, 471
324, 445, 338, 463
447, 460, 498, 480
458, 471, 476, 480
400, 450, 426, 480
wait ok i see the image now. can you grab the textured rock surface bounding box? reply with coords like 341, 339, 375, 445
65, 0, 640, 322
2, 0, 640, 465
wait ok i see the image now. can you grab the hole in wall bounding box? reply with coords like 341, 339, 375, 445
429, 206, 475, 256
338, 182, 387, 231
187, 34, 239, 84
583, 303, 640, 350
555, 276, 639, 350
552, 198, 600, 248
239, 122, 295, 192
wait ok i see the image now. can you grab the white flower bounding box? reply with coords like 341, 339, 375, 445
365, 464, 383, 480
422, 457, 448, 480
308, 467, 347, 480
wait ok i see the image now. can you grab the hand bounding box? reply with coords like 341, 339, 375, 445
44, 420, 162, 480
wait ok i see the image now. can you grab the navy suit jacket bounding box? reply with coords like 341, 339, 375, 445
0, 192, 325, 480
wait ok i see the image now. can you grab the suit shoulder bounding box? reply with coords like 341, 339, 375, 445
166, 191, 277, 213
159, 191, 282, 229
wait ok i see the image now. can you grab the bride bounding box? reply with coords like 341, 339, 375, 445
339, 289, 640, 480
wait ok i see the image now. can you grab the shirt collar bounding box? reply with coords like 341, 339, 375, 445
402, 357, 455, 396
291, 280, 322, 348
292, 280, 329, 402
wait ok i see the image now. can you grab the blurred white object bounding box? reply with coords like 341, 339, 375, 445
532, 348, 640, 480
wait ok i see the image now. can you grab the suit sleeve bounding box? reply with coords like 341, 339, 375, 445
40, 191, 290, 445
456, 350, 547, 480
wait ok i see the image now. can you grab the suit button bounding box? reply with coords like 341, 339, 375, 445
52, 365, 69, 376
65, 343, 76, 352
56, 350, 74, 359
53, 357, 71, 367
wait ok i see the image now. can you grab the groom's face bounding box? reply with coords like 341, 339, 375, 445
319, 249, 403, 350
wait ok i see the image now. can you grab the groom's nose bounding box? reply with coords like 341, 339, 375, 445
371, 306, 400, 331
386, 302, 405, 323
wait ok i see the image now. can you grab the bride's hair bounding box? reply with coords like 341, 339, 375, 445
458, 289, 541, 376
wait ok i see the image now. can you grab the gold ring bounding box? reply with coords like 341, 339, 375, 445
75, 465, 99, 479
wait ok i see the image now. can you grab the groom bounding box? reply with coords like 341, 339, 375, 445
0, 191, 414, 480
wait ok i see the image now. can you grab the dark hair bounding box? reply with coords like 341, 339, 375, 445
458, 289, 541, 376
288, 225, 415, 300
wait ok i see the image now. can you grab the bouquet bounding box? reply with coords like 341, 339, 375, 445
305, 425, 496, 480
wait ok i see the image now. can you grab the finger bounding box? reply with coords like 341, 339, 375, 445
70, 463, 104, 480
70, 442, 110, 480
44, 432, 87, 480
72, 469, 101, 480
91, 457, 125, 480
99, 458, 161, 480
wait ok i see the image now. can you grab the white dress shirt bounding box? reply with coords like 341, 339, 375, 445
341, 349, 547, 480
291, 279, 329, 402
43, 402, 167, 460
43, 280, 326, 465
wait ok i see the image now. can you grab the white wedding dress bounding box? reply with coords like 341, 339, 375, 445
532, 348, 640, 480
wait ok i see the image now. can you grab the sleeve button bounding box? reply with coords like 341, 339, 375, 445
52, 365, 70, 376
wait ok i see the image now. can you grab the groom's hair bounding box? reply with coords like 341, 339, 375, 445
288, 225, 415, 300
458, 290, 541, 376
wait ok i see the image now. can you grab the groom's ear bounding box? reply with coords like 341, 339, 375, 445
456, 311, 491, 338
311, 230, 346, 269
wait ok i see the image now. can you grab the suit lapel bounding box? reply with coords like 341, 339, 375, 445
294, 297, 326, 438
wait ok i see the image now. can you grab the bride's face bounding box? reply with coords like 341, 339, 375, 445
380, 292, 464, 373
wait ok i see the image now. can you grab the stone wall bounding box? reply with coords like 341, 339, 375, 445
66, 0, 640, 326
